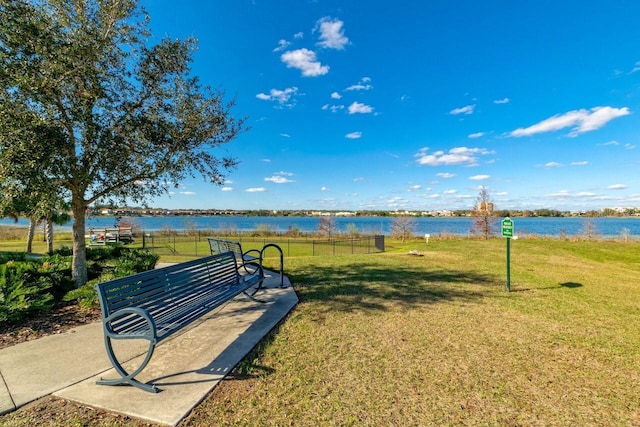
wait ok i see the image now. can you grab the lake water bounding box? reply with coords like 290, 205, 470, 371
2, 215, 640, 238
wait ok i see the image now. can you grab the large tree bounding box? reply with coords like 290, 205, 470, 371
0, 0, 245, 286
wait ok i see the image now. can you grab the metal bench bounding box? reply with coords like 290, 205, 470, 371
94, 252, 264, 393
207, 238, 284, 287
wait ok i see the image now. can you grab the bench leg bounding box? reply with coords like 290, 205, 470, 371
97, 335, 160, 393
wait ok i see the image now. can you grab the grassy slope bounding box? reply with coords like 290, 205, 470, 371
1, 238, 639, 426
185, 239, 640, 426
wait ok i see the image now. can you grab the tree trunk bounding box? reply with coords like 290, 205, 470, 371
71, 199, 88, 287
46, 220, 54, 254
26, 219, 36, 253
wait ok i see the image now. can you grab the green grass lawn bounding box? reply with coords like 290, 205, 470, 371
185, 238, 640, 426
1, 237, 639, 425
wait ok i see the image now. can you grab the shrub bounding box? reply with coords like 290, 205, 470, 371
63, 278, 109, 310
38, 253, 75, 298
0, 247, 158, 324
52, 246, 73, 256
112, 249, 159, 277
0, 262, 55, 323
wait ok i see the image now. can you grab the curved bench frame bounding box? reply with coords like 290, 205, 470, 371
95, 252, 264, 393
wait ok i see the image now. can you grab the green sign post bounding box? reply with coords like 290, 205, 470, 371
501, 217, 514, 292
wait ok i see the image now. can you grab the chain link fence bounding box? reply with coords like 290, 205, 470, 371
140, 232, 384, 259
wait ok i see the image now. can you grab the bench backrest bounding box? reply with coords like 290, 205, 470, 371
95, 252, 240, 332
208, 238, 244, 260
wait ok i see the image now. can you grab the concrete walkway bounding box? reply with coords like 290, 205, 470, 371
0, 271, 298, 426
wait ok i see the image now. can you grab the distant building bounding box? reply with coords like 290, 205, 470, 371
477, 202, 494, 212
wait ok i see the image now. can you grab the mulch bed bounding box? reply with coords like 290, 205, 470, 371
0, 302, 101, 350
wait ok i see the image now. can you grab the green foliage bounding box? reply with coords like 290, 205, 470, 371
63, 278, 108, 310
37, 253, 74, 297
0, 247, 158, 323
111, 249, 159, 277
52, 246, 73, 257
0, 261, 54, 323
0, 252, 28, 264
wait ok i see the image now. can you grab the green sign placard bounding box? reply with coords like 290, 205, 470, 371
501, 217, 514, 238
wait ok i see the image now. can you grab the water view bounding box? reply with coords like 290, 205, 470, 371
2, 216, 639, 239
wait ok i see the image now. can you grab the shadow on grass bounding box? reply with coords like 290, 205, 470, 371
290, 261, 498, 314
560, 282, 583, 288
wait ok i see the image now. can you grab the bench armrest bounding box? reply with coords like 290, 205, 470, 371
103, 306, 158, 342
243, 248, 261, 259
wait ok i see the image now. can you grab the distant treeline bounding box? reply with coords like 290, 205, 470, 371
88, 206, 640, 218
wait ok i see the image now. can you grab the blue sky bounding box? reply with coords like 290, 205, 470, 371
140, 0, 639, 212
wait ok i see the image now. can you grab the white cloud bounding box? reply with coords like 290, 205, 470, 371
261, 158, 271, 163
280, 133, 291, 138
264, 171, 295, 184
245, 187, 267, 193
510, 106, 630, 137
631, 61, 640, 73
345, 78, 373, 91
346, 83, 373, 91
348, 101, 373, 114
625, 143, 637, 150
608, 184, 628, 190
542, 162, 563, 168
345, 131, 362, 139
221, 187, 233, 192
281, 48, 329, 77
322, 104, 344, 113
437, 172, 456, 178
409, 184, 421, 191
469, 174, 490, 181
468, 132, 485, 139
273, 39, 291, 52
330, 92, 342, 99
545, 190, 598, 199
315, 17, 349, 50
443, 189, 458, 194
494, 98, 510, 104
571, 161, 589, 166
265, 175, 295, 184
256, 87, 299, 105
415, 147, 492, 166
294, 32, 304, 39
180, 191, 196, 196
450, 104, 475, 115
321, 186, 329, 191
